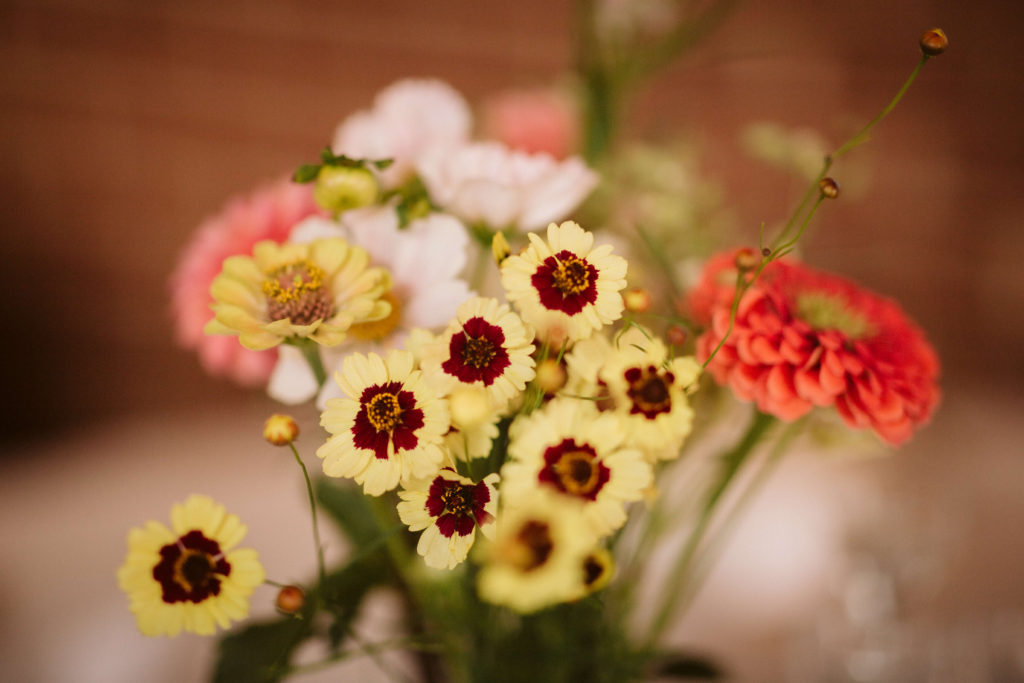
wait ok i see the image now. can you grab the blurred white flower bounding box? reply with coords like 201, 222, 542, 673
417, 141, 598, 232
332, 79, 472, 190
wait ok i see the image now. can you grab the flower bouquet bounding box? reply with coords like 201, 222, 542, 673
119, 11, 948, 682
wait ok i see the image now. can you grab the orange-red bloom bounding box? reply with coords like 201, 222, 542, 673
690, 251, 940, 445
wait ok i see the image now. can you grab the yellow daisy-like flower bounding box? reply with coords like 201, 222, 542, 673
397, 469, 499, 570
117, 495, 265, 637
500, 221, 627, 344
566, 326, 701, 461
501, 397, 652, 537
476, 491, 596, 614
421, 297, 536, 410
317, 350, 449, 495
205, 238, 392, 350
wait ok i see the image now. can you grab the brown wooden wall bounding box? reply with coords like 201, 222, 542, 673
2, 0, 1021, 442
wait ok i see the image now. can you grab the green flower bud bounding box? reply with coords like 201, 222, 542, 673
314, 165, 378, 214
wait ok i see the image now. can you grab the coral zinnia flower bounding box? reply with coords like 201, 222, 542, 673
170, 179, 322, 386
501, 221, 628, 344
318, 350, 449, 495
690, 252, 940, 445
501, 398, 652, 536
421, 297, 537, 410
117, 495, 265, 637
205, 238, 391, 350
397, 469, 499, 569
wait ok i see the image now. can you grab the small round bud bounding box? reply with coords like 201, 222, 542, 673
275, 585, 305, 614
667, 324, 688, 347
449, 386, 492, 430
919, 28, 948, 57
492, 231, 511, 266
263, 414, 299, 446
314, 165, 378, 213
819, 177, 840, 199
535, 358, 567, 395
733, 247, 758, 272
623, 287, 652, 314
761, 247, 772, 258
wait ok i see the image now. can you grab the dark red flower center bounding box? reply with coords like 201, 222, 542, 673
262, 259, 335, 325
624, 365, 675, 418
425, 474, 492, 538
352, 381, 424, 460
538, 438, 610, 501
442, 316, 511, 386
153, 530, 230, 604
513, 520, 554, 572
531, 249, 598, 315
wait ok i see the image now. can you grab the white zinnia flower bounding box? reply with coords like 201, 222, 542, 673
416, 141, 599, 232
332, 79, 472, 190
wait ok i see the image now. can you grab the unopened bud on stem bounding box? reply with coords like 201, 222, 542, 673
920, 28, 948, 57
819, 177, 840, 199
275, 585, 305, 614
733, 247, 758, 272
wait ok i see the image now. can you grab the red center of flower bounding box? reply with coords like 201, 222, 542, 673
531, 249, 598, 315
513, 520, 554, 572
352, 381, 424, 460
538, 438, 610, 501
624, 365, 675, 418
425, 474, 492, 538
153, 530, 231, 604
442, 316, 511, 386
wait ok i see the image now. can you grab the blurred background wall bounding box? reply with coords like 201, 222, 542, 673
1, 0, 1021, 444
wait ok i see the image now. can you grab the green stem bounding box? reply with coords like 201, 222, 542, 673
669, 416, 805, 617
644, 409, 776, 646
772, 54, 929, 250
289, 443, 326, 592
293, 338, 327, 387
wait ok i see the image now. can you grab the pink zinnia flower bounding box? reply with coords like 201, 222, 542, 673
170, 179, 322, 386
690, 251, 940, 445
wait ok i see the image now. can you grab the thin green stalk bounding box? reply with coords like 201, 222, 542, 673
289, 443, 326, 591
669, 416, 806, 617
644, 409, 776, 646
293, 338, 327, 387
772, 54, 929, 250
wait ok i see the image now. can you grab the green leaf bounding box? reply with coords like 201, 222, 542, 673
292, 164, 321, 183
371, 158, 394, 170
321, 553, 393, 648
314, 478, 383, 547
212, 616, 310, 683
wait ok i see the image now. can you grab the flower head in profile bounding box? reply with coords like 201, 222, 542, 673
170, 179, 322, 385
501, 221, 628, 343
501, 398, 652, 536
476, 491, 596, 613
205, 238, 391, 350
416, 141, 598, 232
690, 251, 941, 445
317, 350, 449, 495
333, 79, 472, 190
421, 297, 537, 410
566, 326, 701, 461
397, 469, 499, 569
117, 495, 265, 637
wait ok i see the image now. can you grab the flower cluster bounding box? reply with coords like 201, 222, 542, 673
133, 56, 944, 649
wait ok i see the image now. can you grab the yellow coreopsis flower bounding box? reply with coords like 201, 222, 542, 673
205, 238, 391, 350
117, 495, 265, 637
